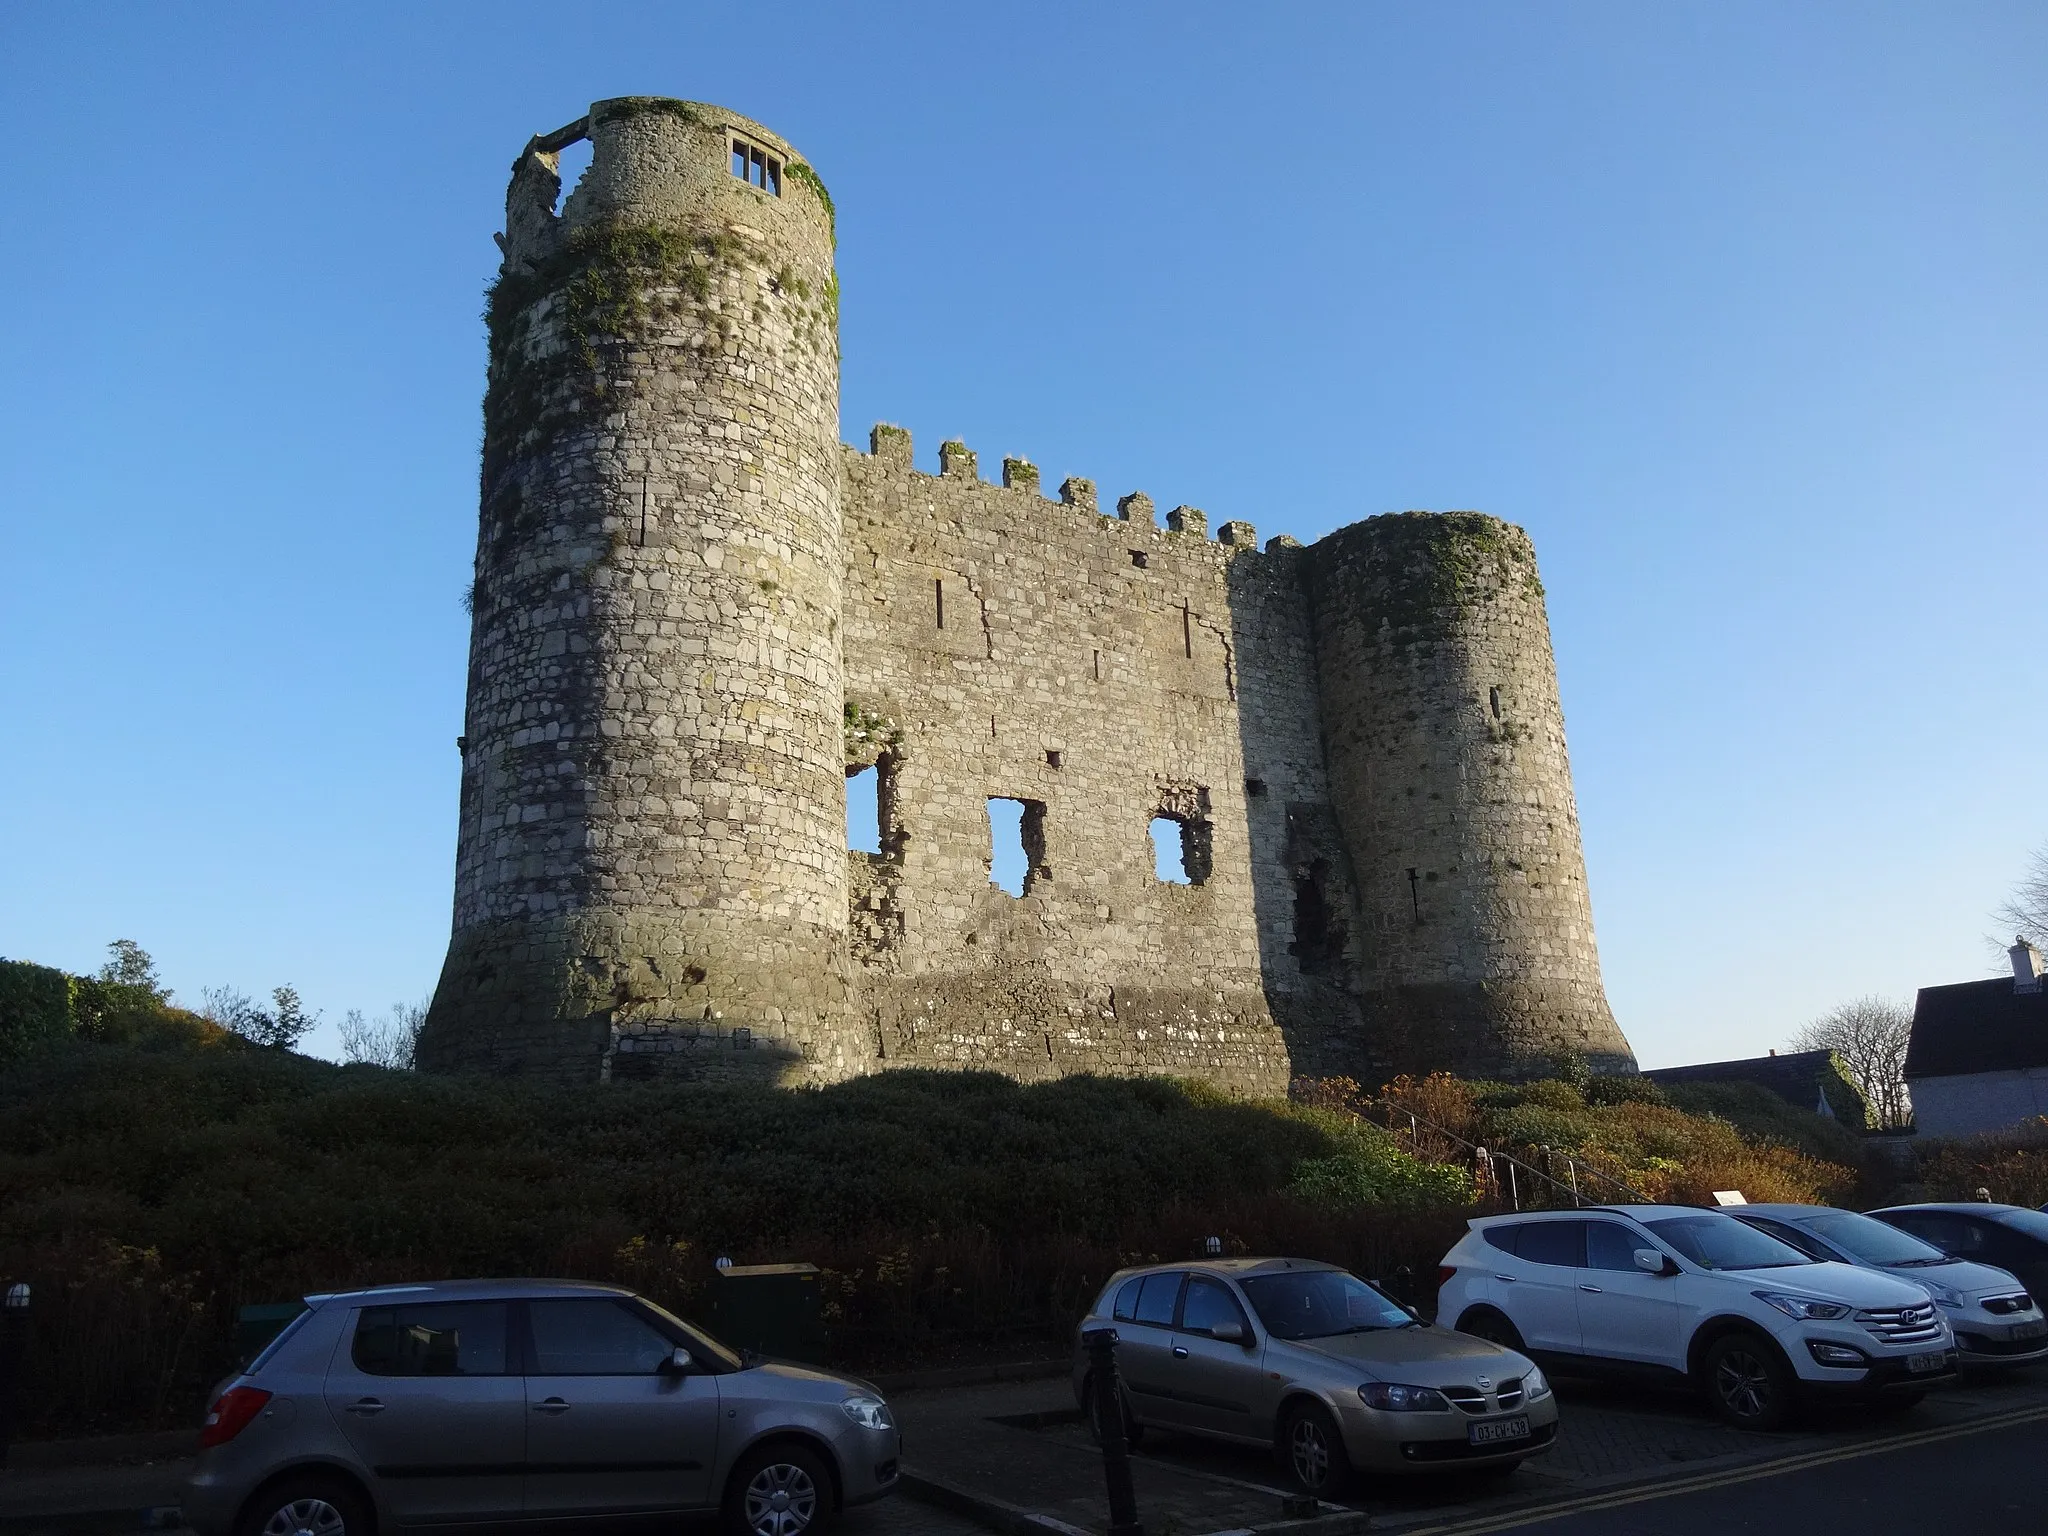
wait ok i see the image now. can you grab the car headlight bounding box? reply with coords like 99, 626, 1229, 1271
1523, 1365, 1552, 1401
1754, 1290, 1851, 1321
1358, 1382, 1451, 1412
1919, 1282, 1962, 1309
840, 1395, 894, 1431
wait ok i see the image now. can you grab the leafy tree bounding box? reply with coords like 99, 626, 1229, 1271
1791, 997, 1914, 1130
96, 940, 167, 1001
201, 984, 316, 1051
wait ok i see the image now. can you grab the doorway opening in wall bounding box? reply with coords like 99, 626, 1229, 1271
1150, 815, 1212, 886
552, 138, 593, 216
987, 798, 1046, 896
847, 766, 881, 854
1291, 859, 1348, 973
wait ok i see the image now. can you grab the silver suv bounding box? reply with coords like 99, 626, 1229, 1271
179, 1280, 900, 1536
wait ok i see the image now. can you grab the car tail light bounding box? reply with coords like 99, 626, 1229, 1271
1437, 1266, 1457, 1290
200, 1386, 272, 1448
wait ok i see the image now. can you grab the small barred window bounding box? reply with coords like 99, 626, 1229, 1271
732, 138, 781, 195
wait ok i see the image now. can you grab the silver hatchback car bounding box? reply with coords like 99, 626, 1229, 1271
180, 1280, 900, 1536
1072, 1258, 1557, 1496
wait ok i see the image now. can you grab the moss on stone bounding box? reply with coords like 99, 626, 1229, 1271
481, 220, 749, 488
785, 160, 836, 244
592, 97, 705, 129
1354, 512, 1546, 636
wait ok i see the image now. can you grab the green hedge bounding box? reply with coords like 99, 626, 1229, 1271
0, 959, 75, 1058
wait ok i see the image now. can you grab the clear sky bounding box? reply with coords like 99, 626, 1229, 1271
2, 2, 2042, 1069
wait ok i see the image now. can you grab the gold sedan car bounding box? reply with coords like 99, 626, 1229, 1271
1072, 1258, 1556, 1495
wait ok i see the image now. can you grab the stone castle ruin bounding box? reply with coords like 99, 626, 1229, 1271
415, 97, 1638, 1091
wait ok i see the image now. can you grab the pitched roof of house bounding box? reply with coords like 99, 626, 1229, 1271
1904, 978, 2048, 1079
1641, 1050, 1849, 1115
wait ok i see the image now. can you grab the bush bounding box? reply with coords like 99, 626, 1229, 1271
0, 960, 73, 1059
0, 1046, 1470, 1437
1659, 1081, 1868, 1169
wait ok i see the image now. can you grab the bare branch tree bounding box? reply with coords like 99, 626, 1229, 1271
338, 1000, 427, 1070
1791, 996, 1915, 1130
1993, 843, 2048, 960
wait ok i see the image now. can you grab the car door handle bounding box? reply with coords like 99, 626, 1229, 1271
345, 1398, 385, 1415
1579, 1285, 1603, 1294
533, 1397, 572, 1414
1494, 1275, 1517, 1283
1172, 1346, 1189, 1358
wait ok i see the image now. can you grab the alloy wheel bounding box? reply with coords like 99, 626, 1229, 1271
1714, 1347, 1773, 1420
259, 1499, 347, 1536
1290, 1416, 1332, 1489
743, 1459, 820, 1536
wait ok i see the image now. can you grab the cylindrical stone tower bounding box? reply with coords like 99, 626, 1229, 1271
1309, 512, 1636, 1077
417, 98, 862, 1084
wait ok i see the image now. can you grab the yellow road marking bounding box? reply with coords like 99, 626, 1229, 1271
1397, 1402, 2048, 1536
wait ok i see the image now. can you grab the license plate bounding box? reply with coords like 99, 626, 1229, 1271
1906, 1351, 1946, 1374
2012, 1321, 2047, 1341
1469, 1415, 1531, 1446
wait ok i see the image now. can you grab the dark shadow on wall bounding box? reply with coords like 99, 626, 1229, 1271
1221, 548, 1383, 1087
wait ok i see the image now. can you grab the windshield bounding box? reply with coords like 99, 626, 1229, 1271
1646, 1213, 1813, 1271
637, 1297, 745, 1370
1239, 1270, 1414, 1340
1799, 1211, 1947, 1267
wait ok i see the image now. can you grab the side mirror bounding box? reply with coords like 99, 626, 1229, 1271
1635, 1249, 1679, 1277
660, 1346, 697, 1375
1209, 1321, 1249, 1345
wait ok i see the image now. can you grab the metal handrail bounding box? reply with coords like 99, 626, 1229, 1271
1351, 1093, 1651, 1210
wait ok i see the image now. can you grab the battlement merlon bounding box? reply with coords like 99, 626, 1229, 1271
847, 430, 1269, 555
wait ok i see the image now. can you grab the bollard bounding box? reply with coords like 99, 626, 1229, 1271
0, 1283, 28, 1468
1082, 1326, 1144, 1536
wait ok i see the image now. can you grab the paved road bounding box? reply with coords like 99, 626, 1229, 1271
1402, 1409, 2048, 1536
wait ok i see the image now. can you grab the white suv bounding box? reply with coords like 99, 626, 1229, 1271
1435, 1206, 1957, 1429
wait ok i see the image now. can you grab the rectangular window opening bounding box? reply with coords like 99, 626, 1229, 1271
846, 764, 881, 854
934, 577, 945, 629
1150, 814, 1212, 886
1182, 603, 1193, 659
1489, 685, 1502, 719
988, 797, 1047, 897
732, 139, 783, 195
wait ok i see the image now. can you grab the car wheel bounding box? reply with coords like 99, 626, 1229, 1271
726, 1441, 835, 1536
236, 1473, 372, 1536
1703, 1333, 1796, 1431
1456, 1308, 1526, 1352
1083, 1372, 1147, 1450
1280, 1401, 1351, 1498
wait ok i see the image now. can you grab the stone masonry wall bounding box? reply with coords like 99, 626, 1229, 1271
420, 97, 1636, 1090
418, 99, 864, 1085
1308, 515, 1635, 1075
838, 431, 1295, 1092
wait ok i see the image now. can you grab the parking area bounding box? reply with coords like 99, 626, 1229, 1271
891, 1363, 2048, 1536
5, 1365, 2047, 1536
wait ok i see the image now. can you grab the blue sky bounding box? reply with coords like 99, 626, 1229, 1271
1, 2, 2041, 1069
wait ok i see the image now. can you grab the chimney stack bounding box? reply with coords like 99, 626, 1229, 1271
2010, 938, 2044, 995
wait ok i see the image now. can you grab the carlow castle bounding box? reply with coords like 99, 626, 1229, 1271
416, 98, 1637, 1091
